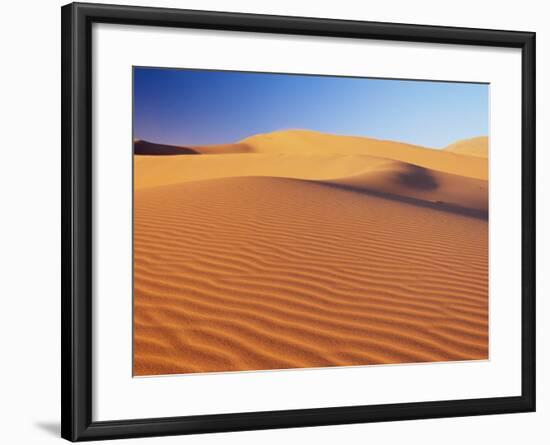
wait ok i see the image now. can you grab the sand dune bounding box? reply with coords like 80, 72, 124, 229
325, 160, 488, 217
133, 130, 488, 376
444, 136, 488, 158
134, 139, 253, 156
134, 153, 391, 190
134, 176, 488, 376
135, 130, 487, 179
134, 155, 487, 216
240, 130, 488, 179
134, 140, 198, 155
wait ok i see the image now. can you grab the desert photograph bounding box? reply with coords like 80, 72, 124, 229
133, 67, 489, 376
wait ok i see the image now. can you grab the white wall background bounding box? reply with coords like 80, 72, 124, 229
0, 0, 546, 443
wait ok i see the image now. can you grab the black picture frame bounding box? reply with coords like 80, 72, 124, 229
61, 2, 536, 441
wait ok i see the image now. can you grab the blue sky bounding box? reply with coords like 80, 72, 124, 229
133, 67, 488, 149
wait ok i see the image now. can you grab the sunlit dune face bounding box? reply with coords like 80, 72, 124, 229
133, 130, 488, 376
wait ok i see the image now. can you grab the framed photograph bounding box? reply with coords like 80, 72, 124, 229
61, 2, 536, 441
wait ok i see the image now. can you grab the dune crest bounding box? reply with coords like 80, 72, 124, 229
444, 136, 488, 158
238, 130, 488, 180
136, 130, 488, 179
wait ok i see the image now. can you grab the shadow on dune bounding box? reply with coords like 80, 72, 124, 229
316, 179, 488, 220
134, 140, 198, 155
316, 164, 487, 220
395, 165, 439, 190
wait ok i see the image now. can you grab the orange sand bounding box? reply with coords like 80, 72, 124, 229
133, 131, 488, 376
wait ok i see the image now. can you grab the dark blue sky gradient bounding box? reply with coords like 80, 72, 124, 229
133, 67, 488, 149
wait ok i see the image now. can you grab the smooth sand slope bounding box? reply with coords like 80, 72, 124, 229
133, 130, 488, 376
444, 136, 488, 158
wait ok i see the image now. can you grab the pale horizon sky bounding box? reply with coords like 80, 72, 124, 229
133, 67, 488, 149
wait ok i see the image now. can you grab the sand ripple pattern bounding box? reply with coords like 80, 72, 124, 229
133, 176, 488, 376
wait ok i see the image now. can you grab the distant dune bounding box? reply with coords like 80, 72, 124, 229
134, 140, 198, 155
133, 129, 489, 376
444, 136, 488, 158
